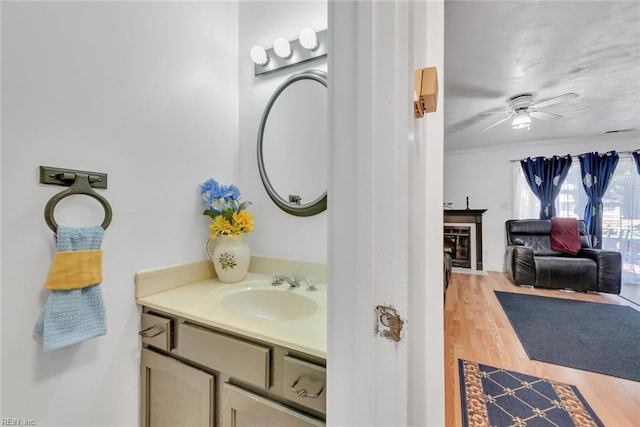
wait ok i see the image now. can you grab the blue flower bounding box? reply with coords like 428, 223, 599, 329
223, 184, 241, 201
200, 178, 221, 202
200, 179, 241, 202
200, 178, 249, 215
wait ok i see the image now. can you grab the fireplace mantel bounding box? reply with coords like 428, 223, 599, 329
444, 209, 487, 270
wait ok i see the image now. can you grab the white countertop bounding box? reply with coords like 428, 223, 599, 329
136, 272, 327, 359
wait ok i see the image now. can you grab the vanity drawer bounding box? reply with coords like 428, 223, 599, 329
282, 356, 326, 415
177, 323, 271, 390
223, 383, 324, 427
139, 313, 173, 351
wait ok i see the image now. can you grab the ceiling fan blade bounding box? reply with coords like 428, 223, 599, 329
481, 115, 513, 132
478, 110, 512, 115
531, 92, 579, 109
530, 110, 562, 121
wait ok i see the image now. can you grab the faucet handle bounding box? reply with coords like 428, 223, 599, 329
291, 274, 302, 288
272, 273, 284, 286
305, 276, 317, 292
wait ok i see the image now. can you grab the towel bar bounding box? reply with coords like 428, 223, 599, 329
42, 169, 112, 232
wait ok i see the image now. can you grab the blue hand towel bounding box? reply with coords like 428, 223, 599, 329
35, 226, 107, 351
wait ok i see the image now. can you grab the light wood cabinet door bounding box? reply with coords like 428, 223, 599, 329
222, 383, 324, 427
140, 349, 215, 427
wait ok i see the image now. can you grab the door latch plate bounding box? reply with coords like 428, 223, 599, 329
375, 305, 404, 342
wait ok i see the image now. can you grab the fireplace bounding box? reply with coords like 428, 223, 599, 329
443, 209, 487, 270
444, 225, 471, 268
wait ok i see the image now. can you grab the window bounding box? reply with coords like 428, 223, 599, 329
601, 157, 640, 285
555, 164, 589, 219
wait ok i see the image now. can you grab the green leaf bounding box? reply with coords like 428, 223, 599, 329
239, 201, 252, 211
203, 209, 218, 220
221, 208, 234, 221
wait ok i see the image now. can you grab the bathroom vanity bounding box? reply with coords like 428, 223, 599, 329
135, 259, 327, 427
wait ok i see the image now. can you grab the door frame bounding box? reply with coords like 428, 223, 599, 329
327, 1, 444, 425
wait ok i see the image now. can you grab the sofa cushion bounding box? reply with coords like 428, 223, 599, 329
535, 256, 597, 291
506, 219, 592, 251
550, 217, 581, 255
510, 234, 565, 256
508, 219, 553, 235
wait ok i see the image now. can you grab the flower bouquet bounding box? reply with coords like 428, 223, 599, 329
200, 178, 254, 282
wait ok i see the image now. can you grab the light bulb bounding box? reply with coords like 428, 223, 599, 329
273, 37, 292, 58
299, 27, 318, 50
250, 45, 268, 66
512, 112, 531, 130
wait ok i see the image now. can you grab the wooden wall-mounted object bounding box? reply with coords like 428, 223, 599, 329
413, 66, 438, 118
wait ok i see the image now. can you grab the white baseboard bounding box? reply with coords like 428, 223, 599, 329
452, 267, 489, 276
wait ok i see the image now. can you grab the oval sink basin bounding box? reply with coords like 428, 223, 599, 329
221, 288, 319, 321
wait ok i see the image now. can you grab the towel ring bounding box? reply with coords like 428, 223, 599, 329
44, 173, 113, 233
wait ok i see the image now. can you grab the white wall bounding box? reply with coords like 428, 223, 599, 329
238, 1, 327, 264
1, 2, 238, 425
444, 134, 639, 271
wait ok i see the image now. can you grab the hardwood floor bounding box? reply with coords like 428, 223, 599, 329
444, 271, 640, 426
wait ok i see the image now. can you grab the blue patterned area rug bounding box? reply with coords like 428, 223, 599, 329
459, 359, 604, 427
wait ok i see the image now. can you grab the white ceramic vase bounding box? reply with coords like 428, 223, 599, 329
206, 235, 250, 283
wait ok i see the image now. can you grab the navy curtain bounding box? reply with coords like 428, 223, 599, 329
632, 150, 640, 175
578, 151, 619, 248
520, 155, 573, 219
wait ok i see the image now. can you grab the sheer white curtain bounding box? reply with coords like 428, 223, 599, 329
512, 162, 587, 219
513, 156, 640, 285
512, 163, 539, 219
555, 164, 589, 219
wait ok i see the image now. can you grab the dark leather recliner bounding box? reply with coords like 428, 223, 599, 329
505, 219, 621, 294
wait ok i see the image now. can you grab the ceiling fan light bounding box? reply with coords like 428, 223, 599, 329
512, 113, 531, 130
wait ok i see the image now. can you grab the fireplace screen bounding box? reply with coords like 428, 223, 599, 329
444, 226, 471, 268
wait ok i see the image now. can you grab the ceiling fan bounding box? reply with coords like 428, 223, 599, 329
480, 92, 580, 131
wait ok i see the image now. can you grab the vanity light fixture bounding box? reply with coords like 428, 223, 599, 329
273, 37, 292, 58
251, 29, 327, 76
511, 112, 532, 130
249, 46, 269, 66
298, 28, 318, 50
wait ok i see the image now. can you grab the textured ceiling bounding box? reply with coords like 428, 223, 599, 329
444, 1, 640, 151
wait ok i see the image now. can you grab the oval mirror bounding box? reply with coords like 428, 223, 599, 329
257, 70, 327, 216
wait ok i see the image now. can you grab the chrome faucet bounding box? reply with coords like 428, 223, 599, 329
272, 273, 317, 291
272, 273, 303, 288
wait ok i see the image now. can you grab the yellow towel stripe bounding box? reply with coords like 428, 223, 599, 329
44, 249, 103, 290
